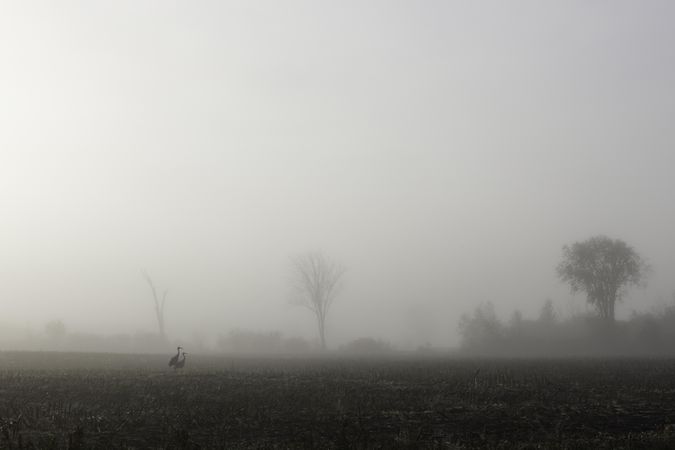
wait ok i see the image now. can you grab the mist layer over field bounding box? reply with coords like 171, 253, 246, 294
1, 2, 674, 353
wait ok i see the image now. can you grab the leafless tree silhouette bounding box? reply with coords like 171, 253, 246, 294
142, 270, 168, 340
291, 252, 345, 350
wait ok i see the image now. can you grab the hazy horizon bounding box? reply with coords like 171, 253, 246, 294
1, 1, 674, 349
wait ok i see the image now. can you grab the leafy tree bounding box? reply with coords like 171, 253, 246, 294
557, 235, 648, 322
291, 251, 345, 350
539, 298, 557, 324
458, 302, 503, 348
509, 310, 524, 337
45, 319, 66, 342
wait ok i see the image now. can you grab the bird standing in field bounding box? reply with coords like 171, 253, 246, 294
174, 352, 187, 370
169, 346, 183, 367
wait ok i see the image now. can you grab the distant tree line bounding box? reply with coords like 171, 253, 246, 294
217, 330, 314, 354
459, 298, 675, 356
216, 330, 395, 355
458, 235, 667, 356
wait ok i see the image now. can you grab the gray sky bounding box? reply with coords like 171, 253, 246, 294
1, 1, 674, 347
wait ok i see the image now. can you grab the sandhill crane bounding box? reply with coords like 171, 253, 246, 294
174, 352, 187, 370
169, 346, 183, 367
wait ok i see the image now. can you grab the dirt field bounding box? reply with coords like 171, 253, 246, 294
0, 352, 674, 448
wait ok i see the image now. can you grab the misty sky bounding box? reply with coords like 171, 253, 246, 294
1, 1, 674, 348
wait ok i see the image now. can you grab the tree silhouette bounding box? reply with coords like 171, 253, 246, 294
539, 298, 557, 324
557, 236, 647, 322
291, 252, 345, 350
141, 270, 167, 340
458, 302, 503, 349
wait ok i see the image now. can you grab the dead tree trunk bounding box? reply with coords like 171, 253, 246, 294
142, 270, 167, 341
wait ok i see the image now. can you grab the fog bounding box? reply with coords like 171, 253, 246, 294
1, 1, 674, 351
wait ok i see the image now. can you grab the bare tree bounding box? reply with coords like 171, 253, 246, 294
291, 252, 345, 350
142, 270, 168, 340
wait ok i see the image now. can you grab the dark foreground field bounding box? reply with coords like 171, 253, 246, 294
0, 353, 674, 449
